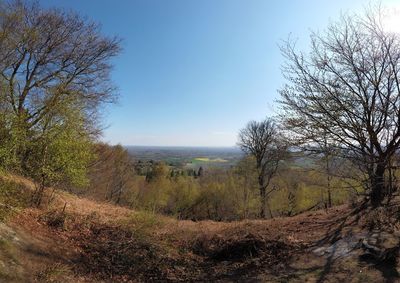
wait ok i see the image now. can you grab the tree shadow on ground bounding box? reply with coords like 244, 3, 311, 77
360, 253, 399, 283
309, 202, 400, 283
314, 206, 364, 282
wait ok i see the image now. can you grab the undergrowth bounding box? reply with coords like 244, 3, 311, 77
364, 206, 400, 232
0, 178, 30, 221
35, 263, 72, 282
121, 211, 165, 240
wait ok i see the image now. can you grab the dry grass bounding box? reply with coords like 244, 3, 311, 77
0, 174, 398, 282
53, 191, 133, 223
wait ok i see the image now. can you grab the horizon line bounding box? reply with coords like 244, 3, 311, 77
122, 144, 240, 148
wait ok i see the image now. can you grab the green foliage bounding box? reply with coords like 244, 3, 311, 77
119, 156, 358, 221
0, 0, 120, 206
146, 162, 169, 183
31, 128, 92, 188
0, 115, 29, 171
164, 177, 200, 218
122, 211, 165, 240
24, 108, 94, 207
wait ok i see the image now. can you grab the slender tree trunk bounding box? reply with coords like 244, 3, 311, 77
243, 183, 249, 219
260, 188, 266, 218
267, 200, 273, 219
259, 179, 266, 218
32, 176, 45, 207
326, 157, 332, 208
327, 177, 332, 208
116, 183, 123, 204
370, 163, 386, 207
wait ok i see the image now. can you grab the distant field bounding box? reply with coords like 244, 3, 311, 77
125, 146, 243, 169
125, 146, 316, 170
193, 157, 228, 163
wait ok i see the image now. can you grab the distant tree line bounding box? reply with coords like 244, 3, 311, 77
80, 143, 354, 221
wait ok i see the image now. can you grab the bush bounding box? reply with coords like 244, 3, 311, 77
122, 211, 164, 240
39, 209, 67, 229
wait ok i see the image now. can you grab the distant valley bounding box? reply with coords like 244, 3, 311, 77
125, 146, 243, 169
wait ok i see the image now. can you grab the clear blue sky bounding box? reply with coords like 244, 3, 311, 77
39, 0, 398, 147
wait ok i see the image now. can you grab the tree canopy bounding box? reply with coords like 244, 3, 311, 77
0, 0, 121, 205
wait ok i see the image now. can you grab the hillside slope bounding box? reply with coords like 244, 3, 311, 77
0, 175, 399, 282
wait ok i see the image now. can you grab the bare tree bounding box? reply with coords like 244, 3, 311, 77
107, 145, 134, 205
238, 118, 287, 218
86, 143, 135, 205
310, 132, 337, 209
279, 7, 400, 207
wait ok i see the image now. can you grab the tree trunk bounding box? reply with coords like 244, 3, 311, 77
259, 183, 266, 218
371, 163, 386, 207
327, 184, 332, 208
32, 179, 45, 207
324, 143, 332, 208
260, 189, 266, 218
327, 159, 332, 208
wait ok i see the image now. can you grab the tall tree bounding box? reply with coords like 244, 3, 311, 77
233, 156, 258, 219
279, 7, 400, 206
0, 0, 120, 170
0, 1, 121, 205
238, 118, 287, 218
